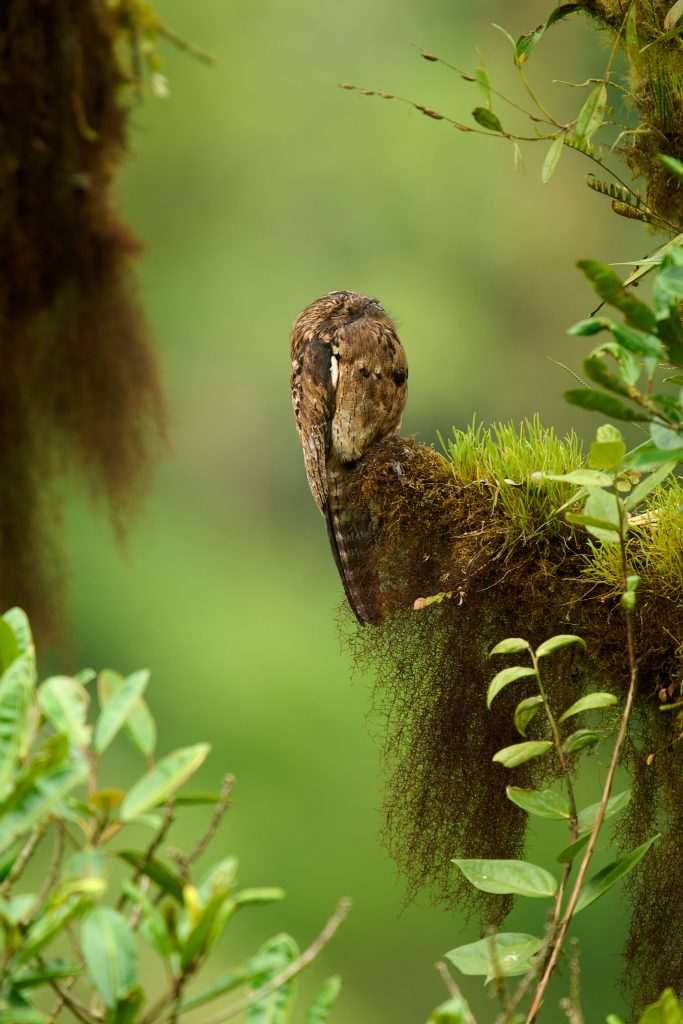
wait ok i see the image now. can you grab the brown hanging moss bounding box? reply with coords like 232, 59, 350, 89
343, 431, 683, 996
0, 1, 168, 639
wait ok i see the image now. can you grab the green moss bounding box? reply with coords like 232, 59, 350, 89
344, 423, 682, 1002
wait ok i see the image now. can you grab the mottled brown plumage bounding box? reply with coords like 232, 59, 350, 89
291, 291, 408, 624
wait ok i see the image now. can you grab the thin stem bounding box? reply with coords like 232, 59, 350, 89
436, 961, 479, 1024
525, 493, 639, 1023
23, 827, 64, 927
0, 822, 49, 895
185, 774, 234, 873
191, 899, 351, 1024
117, 799, 176, 915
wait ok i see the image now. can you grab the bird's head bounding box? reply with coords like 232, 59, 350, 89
292, 290, 388, 341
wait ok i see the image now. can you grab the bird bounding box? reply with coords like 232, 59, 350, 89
290, 290, 408, 625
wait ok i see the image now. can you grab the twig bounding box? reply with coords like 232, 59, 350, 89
193, 898, 351, 1024
23, 827, 64, 927
436, 961, 479, 1024
186, 774, 235, 870
117, 799, 176, 914
44, 968, 100, 1024
1, 821, 49, 895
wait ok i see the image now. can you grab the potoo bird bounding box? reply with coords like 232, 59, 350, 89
290, 291, 408, 625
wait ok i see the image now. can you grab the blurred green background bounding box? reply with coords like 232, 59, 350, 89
57, 0, 652, 1019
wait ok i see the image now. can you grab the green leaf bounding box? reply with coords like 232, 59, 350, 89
0, 618, 21, 675
490, 638, 530, 655
514, 5, 587, 65
178, 954, 282, 1012
575, 835, 659, 913
542, 136, 564, 183
173, 792, 223, 805
576, 260, 657, 332
453, 859, 557, 897
610, 323, 664, 359
428, 997, 475, 1024
445, 932, 543, 979
627, 445, 683, 470
94, 670, 149, 755
0, 758, 88, 854
650, 422, 683, 451
536, 634, 586, 658
0, 1010, 48, 1023
506, 787, 570, 820
562, 729, 599, 754
543, 468, 614, 486
305, 976, 342, 1024
474, 67, 490, 105
559, 692, 618, 722
576, 789, 631, 833
38, 677, 91, 748
583, 355, 633, 398
81, 908, 139, 1009
565, 512, 621, 537
569, 316, 609, 336
575, 83, 607, 143
663, 374, 683, 385
20, 893, 94, 961
514, 695, 544, 737
12, 958, 83, 989
472, 106, 503, 132
624, 461, 677, 510
589, 439, 626, 469
120, 743, 210, 821
247, 933, 299, 1023
233, 887, 286, 908
0, 662, 34, 801
660, 154, 683, 182
637, 988, 683, 1024
556, 833, 590, 864
115, 851, 184, 903
493, 741, 553, 768
487, 666, 536, 707
608, 1015, 625, 1024
584, 486, 623, 544
3, 609, 34, 657
64, 848, 107, 882
98, 670, 156, 758
564, 388, 649, 421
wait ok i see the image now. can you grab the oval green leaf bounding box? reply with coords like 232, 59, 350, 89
564, 388, 649, 421
576, 789, 631, 833
120, 743, 211, 821
489, 638, 530, 656
472, 106, 503, 132
453, 858, 558, 898
562, 729, 600, 754
542, 136, 564, 183
493, 740, 553, 768
487, 666, 536, 708
98, 669, 156, 758
514, 695, 544, 737
94, 670, 150, 754
559, 691, 618, 723
556, 832, 590, 864
535, 634, 587, 658
575, 83, 607, 143
39, 677, 91, 748
444, 932, 543, 979
574, 835, 659, 913
81, 907, 139, 1008
506, 787, 570, 820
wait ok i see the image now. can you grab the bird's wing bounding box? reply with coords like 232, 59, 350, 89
291, 333, 334, 515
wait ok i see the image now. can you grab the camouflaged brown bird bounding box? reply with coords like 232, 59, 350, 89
290, 291, 408, 625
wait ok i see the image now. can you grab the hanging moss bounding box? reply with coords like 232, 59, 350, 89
343, 423, 683, 993
0, 1, 168, 639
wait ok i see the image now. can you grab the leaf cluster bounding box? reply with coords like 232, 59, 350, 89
0, 609, 343, 1023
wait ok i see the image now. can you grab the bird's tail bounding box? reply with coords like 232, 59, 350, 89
324, 465, 384, 626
